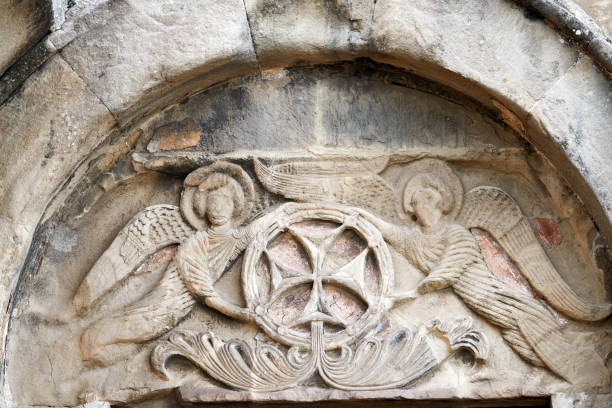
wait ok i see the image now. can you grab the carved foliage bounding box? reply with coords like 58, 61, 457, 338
151, 317, 486, 391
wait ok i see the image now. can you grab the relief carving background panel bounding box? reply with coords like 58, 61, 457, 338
5, 63, 611, 407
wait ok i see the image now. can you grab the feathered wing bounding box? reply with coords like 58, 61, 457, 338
254, 158, 399, 219
80, 262, 196, 366
518, 312, 610, 385
453, 258, 610, 385
457, 186, 611, 322
74, 205, 195, 315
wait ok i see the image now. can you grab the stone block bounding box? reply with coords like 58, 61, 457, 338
0, 0, 51, 76
245, 0, 375, 69
573, 0, 612, 44
551, 392, 612, 408
148, 118, 201, 152
60, 0, 258, 124
0, 55, 116, 372
370, 0, 579, 116
528, 56, 612, 240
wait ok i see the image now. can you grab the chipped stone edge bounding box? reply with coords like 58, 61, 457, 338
515, 0, 612, 75
0, 0, 111, 106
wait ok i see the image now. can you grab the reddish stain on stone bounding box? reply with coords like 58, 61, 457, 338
267, 232, 311, 274
324, 229, 367, 271
156, 118, 201, 150
268, 284, 312, 326
135, 245, 176, 275
364, 252, 380, 296
471, 228, 536, 297
529, 217, 562, 247
322, 283, 366, 324
471, 228, 569, 327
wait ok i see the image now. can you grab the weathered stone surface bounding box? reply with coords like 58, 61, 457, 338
530, 217, 563, 247
148, 118, 202, 152
141, 63, 521, 154
514, 0, 612, 74
370, 0, 579, 115
245, 0, 374, 69
370, 1, 612, 240
0, 37, 57, 106
552, 392, 612, 407
575, 0, 612, 40
1, 1, 611, 407
0, 55, 116, 398
0, 0, 51, 76
59, 0, 258, 124
527, 56, 612, 242
8, 140, 611, 405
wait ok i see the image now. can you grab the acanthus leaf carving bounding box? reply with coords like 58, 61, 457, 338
426, 316, 489, 361
151, 317, 486, 392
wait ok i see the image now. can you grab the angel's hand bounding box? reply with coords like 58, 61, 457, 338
353, 207, 393, 234
389, 288, 419, 304
416, 274, 454, 294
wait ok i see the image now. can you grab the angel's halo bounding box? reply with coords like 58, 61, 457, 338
180, 161, 255, 230
396, 158, 464, 221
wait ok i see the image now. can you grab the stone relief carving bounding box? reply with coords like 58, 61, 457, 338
75, 162, 269, 365
73, 157, 611, 393
253, 157, 398, 218
256, 157, 611, 387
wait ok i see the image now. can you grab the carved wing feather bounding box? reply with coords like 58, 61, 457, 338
254, 159, 399, 218
518, 314, 610, 385
457, 186, 611, 321
74, 205, 195, 315
453, 258, 611, 384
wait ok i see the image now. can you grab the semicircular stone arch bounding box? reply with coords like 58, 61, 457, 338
0, 1, 611, 407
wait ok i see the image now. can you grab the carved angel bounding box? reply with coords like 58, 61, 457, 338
74, 162, 268, 366
256, 158, 611, 386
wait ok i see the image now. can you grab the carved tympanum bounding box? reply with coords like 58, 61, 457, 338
74, 156, 611, 394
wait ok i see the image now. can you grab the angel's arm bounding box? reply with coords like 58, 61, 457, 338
352, 208, 400, 243
73, 205, 194, 315
415, 225, 479, 294
232, 211, 278, 251
174, 230, 253, 322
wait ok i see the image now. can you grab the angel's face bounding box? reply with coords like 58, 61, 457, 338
412, 187, 443, 230
206, 187, 234, 227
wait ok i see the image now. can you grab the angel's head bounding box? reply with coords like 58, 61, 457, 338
193, 173, 245, 227
403, 172, 453, 230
